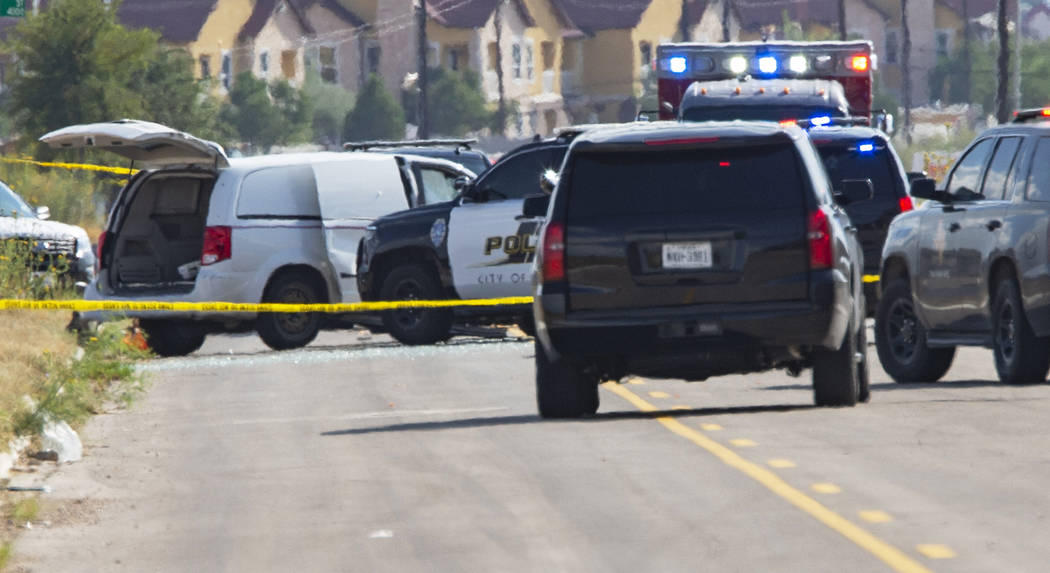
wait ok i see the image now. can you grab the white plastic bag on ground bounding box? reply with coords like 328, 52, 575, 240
40, 420, 82, 463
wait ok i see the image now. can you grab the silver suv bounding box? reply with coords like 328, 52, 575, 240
43, 120, 475, 355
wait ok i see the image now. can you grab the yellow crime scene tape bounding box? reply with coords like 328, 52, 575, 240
0, 156, 138, 176
0, 296, 535, 313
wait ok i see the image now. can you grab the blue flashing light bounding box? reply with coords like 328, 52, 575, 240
669, 56, 687, 74
757, 56, 778, 74
858, 142, 875, 153
810, 115, 831, 127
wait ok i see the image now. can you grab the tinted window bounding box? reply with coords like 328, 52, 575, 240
567, 144, 803, 218
416, 167, 459, 204
1026, 137, 1050, 202
981, 137, 1022, 200
946, 138, 994, 199
475, 147, 566, 200
682, 105, 846, 123
237, 165, 320, 218
0, 181, 36, 218
816, 142, 901, 203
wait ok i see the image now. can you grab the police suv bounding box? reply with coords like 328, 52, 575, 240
356, 132, 581, 345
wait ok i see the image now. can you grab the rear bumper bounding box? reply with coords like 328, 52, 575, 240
536, 270, 852, 371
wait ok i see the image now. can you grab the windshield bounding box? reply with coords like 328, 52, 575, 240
682, 105, 847, 123
0, 181, 36, 218
815, 141, 903, 202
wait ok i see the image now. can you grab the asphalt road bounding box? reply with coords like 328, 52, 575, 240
11, 324, 1050, 572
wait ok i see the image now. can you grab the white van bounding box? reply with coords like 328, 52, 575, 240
41, 120, 475, 355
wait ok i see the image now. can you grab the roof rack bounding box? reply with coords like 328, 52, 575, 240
1012, 108, 1050, 123
797, 116, 872, 129
343, 138, 477, 151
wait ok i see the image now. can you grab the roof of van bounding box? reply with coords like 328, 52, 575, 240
223, 150, 477, 176
570, 120, 803, 147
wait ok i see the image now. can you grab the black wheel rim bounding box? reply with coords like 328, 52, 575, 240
391, 278, 425, 330
277, 285, 312, 334
886, 297, 920, 365
997, 299, 1017, 365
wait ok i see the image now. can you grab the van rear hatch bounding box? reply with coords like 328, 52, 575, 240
564, 139, 810, 311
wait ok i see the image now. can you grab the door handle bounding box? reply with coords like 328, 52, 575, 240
844, 225, 856, 232
948, 222, 961, 232
986, 220, 1002, 231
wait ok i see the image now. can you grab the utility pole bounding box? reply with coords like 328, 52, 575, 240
494, 0, 507, 135
901, 0, 911, 144
721, 0, 731, 42
838, 0, 847, 41
995, 0, 1009, 123
680, 0, 690, 41
1013, 0, 1022, 110
961, 0, 971, 104
416, 0, 429, 138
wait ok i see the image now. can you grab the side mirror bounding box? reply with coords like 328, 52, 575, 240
539, 169, 559, 195
906, 171, 927, 182
522, 194, 550, 218
35, 205, 50, 220
834, 179, 874, 205
910, 178, 945, 202
453, 176, 471, 192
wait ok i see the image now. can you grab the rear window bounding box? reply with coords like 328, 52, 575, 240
815, 142, 902, 202
566, 144, 804, 218
682, 105, 846, 123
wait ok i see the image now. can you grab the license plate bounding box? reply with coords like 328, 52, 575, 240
662, 242, 712, 269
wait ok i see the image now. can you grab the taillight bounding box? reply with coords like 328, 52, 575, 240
95, 231, 109, 272
201, 226, 232, 265
541, 221, 565, 282
808, 210, 832, 270
898, 196, 914, 213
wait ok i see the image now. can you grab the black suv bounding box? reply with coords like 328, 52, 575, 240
876, 109, 1050, 385
532, 122, 871, 417
808, 123, 915, 313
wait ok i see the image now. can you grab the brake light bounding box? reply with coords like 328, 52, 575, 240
95, 230, 109, 272
849, 55, 869, 72
1043, 108, 1050, 117
808, 210, 832, 270
541, 221, 565, 282
898, 196, 914, 213
202, 226, 232, 265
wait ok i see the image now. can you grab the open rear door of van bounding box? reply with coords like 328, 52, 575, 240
39, 119, 228, 168
313, 156, 412, 302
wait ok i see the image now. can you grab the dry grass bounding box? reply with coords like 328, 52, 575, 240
0, 310, 79, 445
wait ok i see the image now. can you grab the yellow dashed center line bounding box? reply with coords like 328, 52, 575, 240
625, 377, 646, 385
730, 438, 757, 447
768, 459, 797, 468
859, 510, 894, 524
648, 391, 670, 399
916, 544, 956, 559
811, 483, 843, 494
700, 423, 723, 431
602, 382, 932, 573
671, 405, 692, 410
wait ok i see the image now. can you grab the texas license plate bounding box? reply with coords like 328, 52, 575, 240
662, 242, 712, 269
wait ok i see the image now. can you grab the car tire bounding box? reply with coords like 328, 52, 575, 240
812, 316, 861, 407
535, 340, 598, 418
875, 279, 955, 383
379, 265, 453, 345
257, 273, 323, 351
140, 319, 206, 357
992, 276, 1050, 385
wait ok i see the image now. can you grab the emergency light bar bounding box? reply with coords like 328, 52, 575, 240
1012, 108, 1050, 123
796, 116, 873, 129
656, 41, 875, 80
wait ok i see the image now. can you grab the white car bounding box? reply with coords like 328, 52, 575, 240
41, 120, 475, 355
0, 180, 95, 283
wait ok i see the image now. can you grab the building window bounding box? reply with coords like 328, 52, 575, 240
525, 42, 534, 79
561, 40, 577, 71
259, 50, 269, 76
220, 50, 232, 90
639, 41, 652, 68
487, 42, 498, 70
541, 41, 554, 71
885, 30, 898, 64
371, 44, 384, 73
319, 46, 337, 83
447, 45, 467, 71
281, 50, 297, 79
936, 30, 951, 58
512, 42, 521, 79
199, 54, 211, 78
